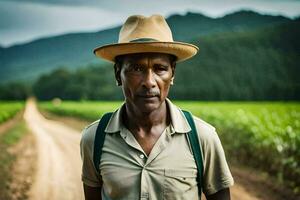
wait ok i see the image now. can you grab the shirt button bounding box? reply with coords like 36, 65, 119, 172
139, 154, 145, 159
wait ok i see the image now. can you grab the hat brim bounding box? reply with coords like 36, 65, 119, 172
93, 41, 199, 63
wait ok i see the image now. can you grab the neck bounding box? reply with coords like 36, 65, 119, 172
123, 101, 169, 132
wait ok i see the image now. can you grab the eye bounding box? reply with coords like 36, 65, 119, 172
155, 65, 168, 72
130, 64, 143, 72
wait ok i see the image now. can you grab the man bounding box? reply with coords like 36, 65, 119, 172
80, 14, 234, 200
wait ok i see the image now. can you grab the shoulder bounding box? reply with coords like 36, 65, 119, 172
84, 119, 100, 134
191, 115, 222, 150
192, 115, 216, 134
80, 119, 100, 148
192, 115, 217, 139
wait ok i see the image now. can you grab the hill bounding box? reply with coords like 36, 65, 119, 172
32, 20, 300, 100
171, 21, 300, 100
0, 10, 291, 83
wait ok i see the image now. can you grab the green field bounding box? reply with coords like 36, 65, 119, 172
0, 102, 24, 124
0, 120, 29, 199
39, 100, 300, 193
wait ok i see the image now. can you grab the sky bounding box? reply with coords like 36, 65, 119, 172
0, 0, 300, 47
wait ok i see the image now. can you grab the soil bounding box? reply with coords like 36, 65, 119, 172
24, 99, 84, 200
7, 131, 37, 200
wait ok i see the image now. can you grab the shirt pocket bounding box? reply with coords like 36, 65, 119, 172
163, 168, 198, 199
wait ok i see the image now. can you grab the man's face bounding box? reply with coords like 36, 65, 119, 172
116, 53, 175, 113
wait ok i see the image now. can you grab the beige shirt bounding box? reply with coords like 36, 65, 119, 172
80, 99, 234, 200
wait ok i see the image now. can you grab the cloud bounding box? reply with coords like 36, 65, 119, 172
0, 0, 300, 47
0, 1, 124, 46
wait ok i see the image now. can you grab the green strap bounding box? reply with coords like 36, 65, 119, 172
183, 110, 203, 198
93, 110, 203, 198
93, 112, 113, 174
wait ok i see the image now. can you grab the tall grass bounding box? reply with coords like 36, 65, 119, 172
175, 101, 300, 193
0, 121, 28, 199
0, 101, 24, 124
39, 101, 122, 121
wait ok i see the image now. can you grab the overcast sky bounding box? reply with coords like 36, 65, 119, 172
1, 0, 300, 47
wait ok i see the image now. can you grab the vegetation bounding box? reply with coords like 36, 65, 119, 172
39, 100, 300, 193
32, 21, 300, 101
0, 102, 24, 124
0, 121, 28, 199
32, 67, 122, 101
39, 100, 122, 121
175, 101, 300, 193
0, 10, 290, 83
172, 21, 300, 100
1, 13, 298, 101
0, 82, 30, 100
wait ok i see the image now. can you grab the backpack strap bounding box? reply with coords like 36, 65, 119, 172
93, 110, 203, 198
93, 112, 113, 174
182, 110, 204, 198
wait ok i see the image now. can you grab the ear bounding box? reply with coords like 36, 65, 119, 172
170, 61, 176, 85
170, 76, 174, 85
114, 63, 122, 86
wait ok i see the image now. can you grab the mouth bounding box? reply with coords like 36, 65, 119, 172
137, 94, 159, 99
138, 95, 157, 98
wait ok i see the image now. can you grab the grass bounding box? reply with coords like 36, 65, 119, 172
0, 101, 24, 124
38, 100, 122, 121
0, 121, 28, 200
175, 101, 300, 191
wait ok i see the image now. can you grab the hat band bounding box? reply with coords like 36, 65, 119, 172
129, 38, 159, 43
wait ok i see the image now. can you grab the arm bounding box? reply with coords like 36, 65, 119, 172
197, 123, 234, 200
206, 188, 231, 200
83, 183, 102, 200
80, 127, 103, 200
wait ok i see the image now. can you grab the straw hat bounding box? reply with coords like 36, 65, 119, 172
93, 14, 199, 63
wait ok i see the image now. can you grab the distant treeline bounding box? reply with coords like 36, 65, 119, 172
170, 21, 300, 100
33, 66, 122, 100
0, 82, 30, 100
1, 21, 299, 101
33, 21, 300, 101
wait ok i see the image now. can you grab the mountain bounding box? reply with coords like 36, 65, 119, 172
167, 10, 290, 41
0, 26, 120, 83
170, 20, 300, 100
0, 10, 292, 83
31, 20, 300, 101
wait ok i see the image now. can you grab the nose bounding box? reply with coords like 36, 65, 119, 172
142, 69, 156, 89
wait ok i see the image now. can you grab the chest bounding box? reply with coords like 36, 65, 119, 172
133, 132, 162, 156
99, 132, 198, 200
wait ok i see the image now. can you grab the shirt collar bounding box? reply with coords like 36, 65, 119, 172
104, 103, 125, 133
105, 98, 191, 134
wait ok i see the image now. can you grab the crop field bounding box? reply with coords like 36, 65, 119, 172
0, 102, 24, 124
39, 100, 300, 193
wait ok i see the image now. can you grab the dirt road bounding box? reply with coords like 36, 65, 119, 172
22, 99, 278, 200
24, 99, 84, 200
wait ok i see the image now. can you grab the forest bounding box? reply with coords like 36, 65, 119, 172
26, 21, 300, 101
